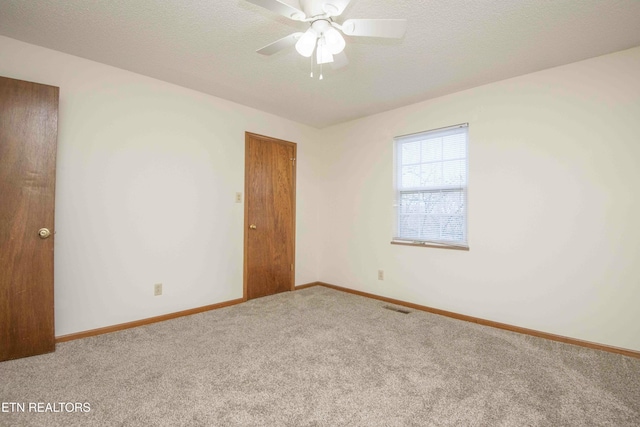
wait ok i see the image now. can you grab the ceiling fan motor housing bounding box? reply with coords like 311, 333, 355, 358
311, 19, 331, 33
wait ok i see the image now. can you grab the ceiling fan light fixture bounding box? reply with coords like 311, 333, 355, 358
316, 38, 334, 64
324, 27, 345, 55
295, 28, 317, 57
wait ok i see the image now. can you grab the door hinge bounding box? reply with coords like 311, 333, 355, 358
290, 158, 296, 162
291, 264, 294, 271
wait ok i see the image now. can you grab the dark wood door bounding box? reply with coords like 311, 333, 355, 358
244, 132, 296, 300
0, 76, 58, 361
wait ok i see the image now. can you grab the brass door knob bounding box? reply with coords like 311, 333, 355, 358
249, 224, 257, 229
38, 228, 51, 239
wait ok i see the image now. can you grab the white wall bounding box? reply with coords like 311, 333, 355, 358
2, 34, 639, 352
318, 47, 640, 351
0, 35, 322, 336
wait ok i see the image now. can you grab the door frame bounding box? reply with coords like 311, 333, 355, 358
243, 132, 297, 301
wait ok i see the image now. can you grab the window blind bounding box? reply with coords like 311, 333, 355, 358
394, 124, 468, 248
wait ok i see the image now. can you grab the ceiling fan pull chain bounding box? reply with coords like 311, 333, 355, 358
310, 53, 314, 78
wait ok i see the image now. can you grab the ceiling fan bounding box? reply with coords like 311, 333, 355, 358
246, 0, 407, 79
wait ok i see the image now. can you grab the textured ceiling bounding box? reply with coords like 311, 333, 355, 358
1, 0, 640, 128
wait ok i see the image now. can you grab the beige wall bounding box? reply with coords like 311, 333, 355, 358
0, 35, 322, 336
318, 46, 640, 351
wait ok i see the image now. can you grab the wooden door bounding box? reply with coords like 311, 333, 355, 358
244, 132, 296, 300
0, 76, 58, 361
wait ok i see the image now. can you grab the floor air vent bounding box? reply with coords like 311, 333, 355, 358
383, 305, 411, 314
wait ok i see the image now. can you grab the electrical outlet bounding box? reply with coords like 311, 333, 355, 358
378, 270, 384, 280
154, 283, 162, 296
235, 192, 242, 203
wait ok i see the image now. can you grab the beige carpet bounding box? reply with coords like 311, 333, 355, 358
1, 286, 639, 426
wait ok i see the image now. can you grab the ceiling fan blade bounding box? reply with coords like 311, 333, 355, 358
341, 19, 407, 38
322, 0, 352, 17
331, 51, 349, 70
245, 0, 306, 21
257, 32, 304, 55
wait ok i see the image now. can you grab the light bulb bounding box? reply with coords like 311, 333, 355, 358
324, 27, 345, 55
295, 28, 317, 58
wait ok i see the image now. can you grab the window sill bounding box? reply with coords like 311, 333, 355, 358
390, 241, 469, 251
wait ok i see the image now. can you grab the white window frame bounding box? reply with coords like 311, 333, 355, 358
393, 123, 469, 250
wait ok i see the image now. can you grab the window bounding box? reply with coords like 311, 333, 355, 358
393, 124, 468, 249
